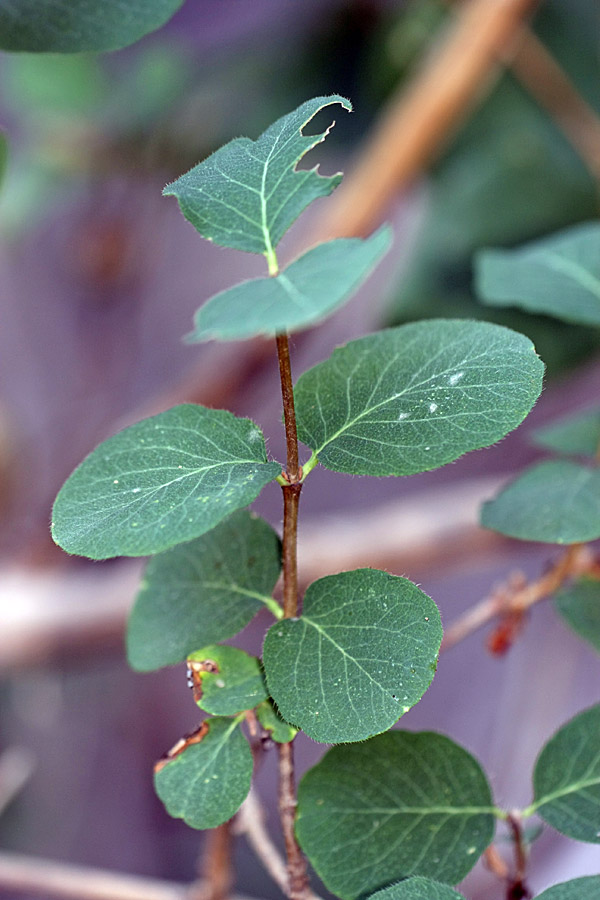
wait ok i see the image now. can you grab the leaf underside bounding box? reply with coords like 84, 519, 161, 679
127, 510, 281, 671
296, 730, 495, 899
533, 704, 600, 843
154, 717, 252, 830
164, 94, 351, 255
294, 319, 544, 477
475, 222, 600, 327
0, 0, 184, 52
51, 405, 280, 560
481, 460, 600, 544
263, 568, 442, 743
186, 226, 392, 342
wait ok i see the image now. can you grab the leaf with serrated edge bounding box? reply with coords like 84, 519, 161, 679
481, 460, 600, 544
532, 408, 600, 459
0, 0, 184, 52
535, 877, 600, 899
187, 645, 267, 716
529, 704, 600, 842
294, 320, 543, 477
186, 227, 391, 342
365, 879, 466, 900
164, 95, 351, 256
52, 405, 280, 560
475, 223, 600, 327
154, 717, 252, 830
263, 569, 442, 743
555, 578, 600, 654
255, 699, 297, 743
296, 730, 495, 899
127, 510, 281, 671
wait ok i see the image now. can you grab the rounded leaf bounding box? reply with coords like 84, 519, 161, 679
187, 645, 267, 716
535, 877, 600, 899
481, 460, 600, 544
555, 578, 600, 655
127, 510, 281, 671
154, 718, 252, 830
532, 704, 600, 842
0, 0, 185, 53
366, 879, 466, 900
52, 405, 280, 559
255, 700, 297, 744
297, 730, 495, 899
295, 320, 543, 477
532, 408, 600, 459
263, 569, 442, 743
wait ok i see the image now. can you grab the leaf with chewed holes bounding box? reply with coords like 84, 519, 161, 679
187, 645, 267, 716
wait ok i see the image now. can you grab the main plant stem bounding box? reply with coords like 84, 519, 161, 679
275, 330, 309, 900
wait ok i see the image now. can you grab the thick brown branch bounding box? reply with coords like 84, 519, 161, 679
441, 543, 594, 652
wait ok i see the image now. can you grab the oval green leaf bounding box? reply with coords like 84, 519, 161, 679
187, 645, 267, 716
530, 704, 600, 842
186, 227, 391, 342
163, 95, 351, 257
535, 877, 600, 900
0, 0, 184, 53
555, 578, 600, 654
366, 879, 466, 900
154, 717, 252, 830
481, 460, 600, 544
294, 320, 543, 477
263, 569, 442, 743
255, 699, 297, 744
475, 223, 600, 327
52, 405, 280, 560
127, 510, 281, 671
532, 408, 600, 459
296, 730, 495, 899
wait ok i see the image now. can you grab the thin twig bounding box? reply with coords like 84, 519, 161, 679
235, 789, 289, 896
278, 742, 309, 900
441, 543, 594, 652
276, 335, 300, 484
506, 812, 532, 900
313, 0, 540, 242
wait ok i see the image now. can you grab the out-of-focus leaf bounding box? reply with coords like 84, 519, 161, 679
532, 408, 600, 459
555, 578, 600, 654
535, 877, 600, 899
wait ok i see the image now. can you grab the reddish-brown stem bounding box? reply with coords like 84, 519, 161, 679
274, 332, 309, 900
506, 813, 531, 900
191, 823, 232, 900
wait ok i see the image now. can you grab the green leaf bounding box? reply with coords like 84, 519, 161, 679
154, 717, 252, 830
255, 699, 297, 744
163, 95, 351, 257
481, 460, 600, 544
295, 320, 543, 477
535, 877, 600, 900
475, 223, 600, 327
0, 0, 185, 53
263, 569, 442, 743
555, 578, 600, 654
296, 730, 495, 899
532, 408, 600, 459
187, 645, 267, 716
52, 405, 280, 560
127, 510, 282, 671
186, 227, 391, 342
366, 879, 466, 900
529, 704, 600, 842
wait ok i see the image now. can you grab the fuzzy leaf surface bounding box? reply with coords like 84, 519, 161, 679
296, 731, 495, 899
475, 223, 600, 326
555, 578, 600, 654
163, 95, 350, 255
127, 510, 281, 671
481, 460, 600, 544
186, 227, 391, 342
263, 569, 442, 743
154, 718, 251, 830
366, 880, 466, 900
187, 645, 267, 716
532, 705, 600, 842
535, 877, 600, 899
52, 405, 280, 560
532, 408, 600, 459
255, 699, 297, 743
294, 320, 543, 477
0, 0, 184, 52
